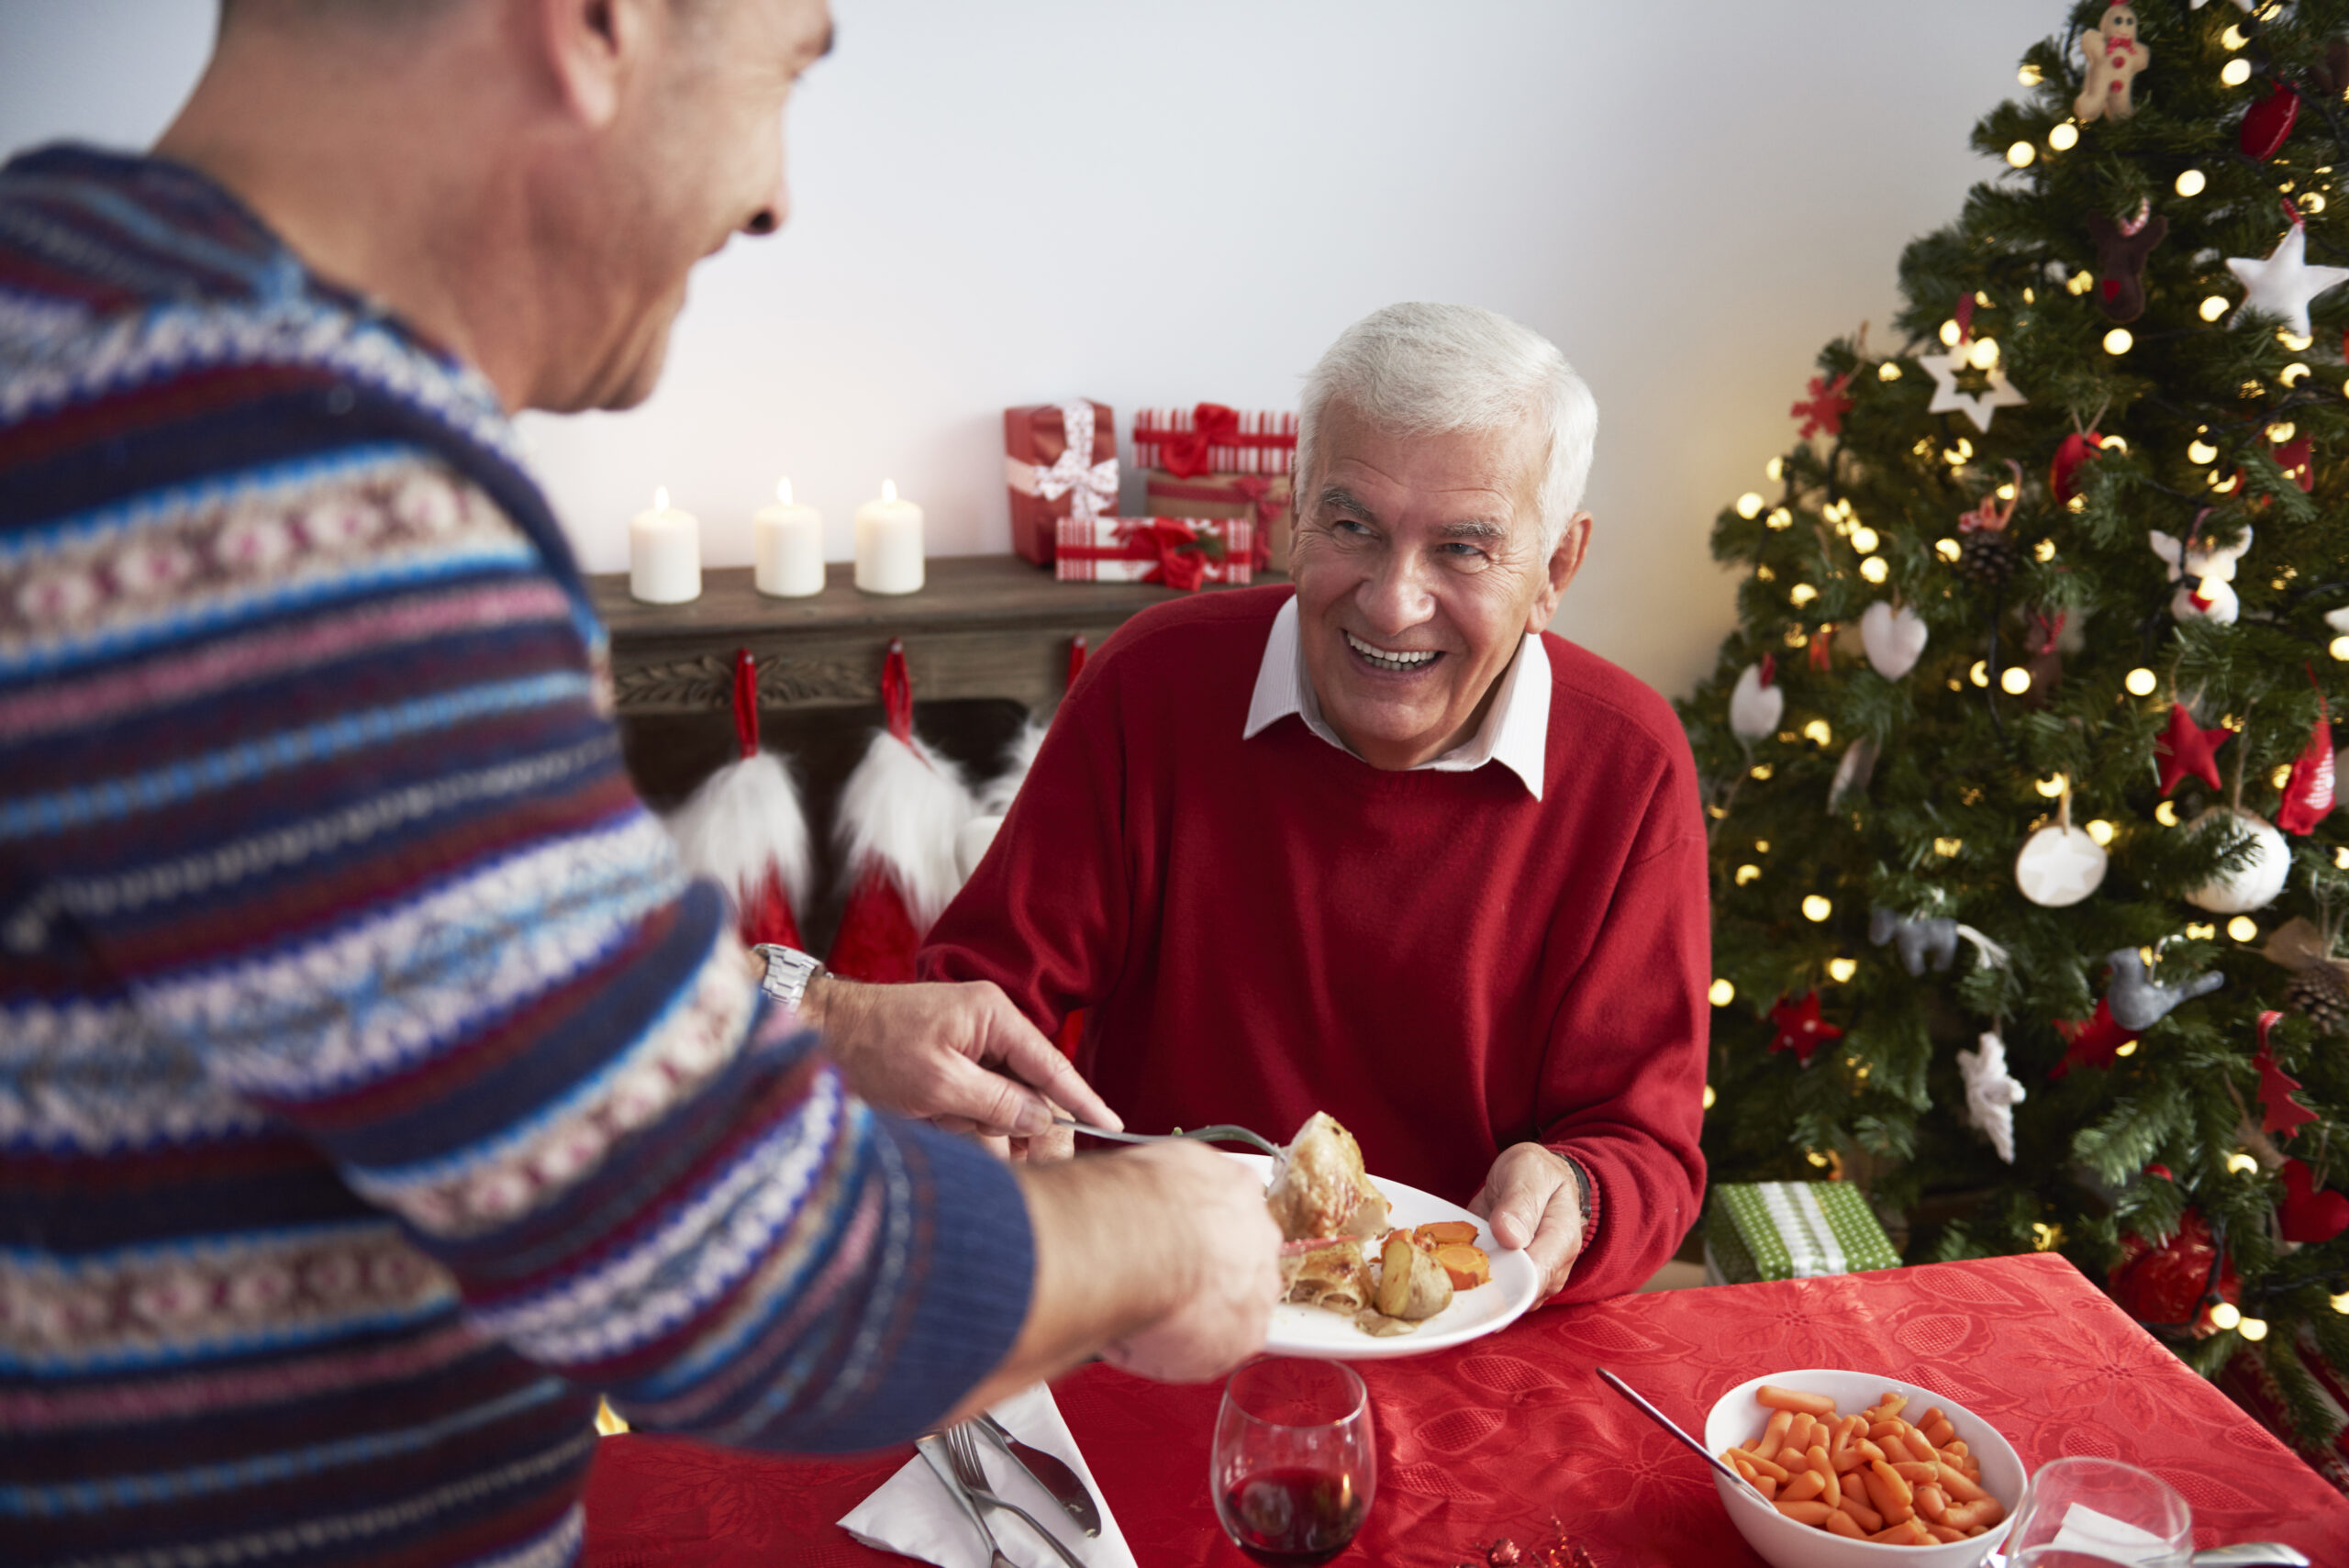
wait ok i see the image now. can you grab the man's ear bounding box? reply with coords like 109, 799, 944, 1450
1527, 510, 1591, 632
534, 0, 651, 127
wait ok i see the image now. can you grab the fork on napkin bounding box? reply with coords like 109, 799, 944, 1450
839, 1385, 1137, 1568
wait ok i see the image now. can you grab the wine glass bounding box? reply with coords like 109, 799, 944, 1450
1211, 1357, 1376, 1563
2004, 1456, 2194, 1567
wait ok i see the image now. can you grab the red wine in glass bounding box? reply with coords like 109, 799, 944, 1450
1219, 1465, 1370, 1563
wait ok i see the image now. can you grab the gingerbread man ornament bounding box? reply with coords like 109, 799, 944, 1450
2076, 2, 2149, 125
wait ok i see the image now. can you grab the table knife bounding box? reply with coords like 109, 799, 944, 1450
977, 1411, 1103, 1538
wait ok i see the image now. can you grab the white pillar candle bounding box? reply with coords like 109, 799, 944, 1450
853, 478, 924, 595
629, 486, 701, 604
753, 478, 826, 597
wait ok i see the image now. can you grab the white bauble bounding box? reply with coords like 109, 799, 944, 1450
2015, 824, 2109, 907
1729, 662, 1784, 743
1860, 601, 1929, 681
2182, 806, 2291, 913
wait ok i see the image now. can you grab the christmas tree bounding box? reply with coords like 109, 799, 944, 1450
1680, 0, 2349, 1454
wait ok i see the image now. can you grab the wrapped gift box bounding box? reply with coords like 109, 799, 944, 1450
1130, 404, 1298, 476
1054, 517, 1252, 589
1143, 470, 1295, 573
1005, 400, 1119, 566
1704, 1182, 1901, 1284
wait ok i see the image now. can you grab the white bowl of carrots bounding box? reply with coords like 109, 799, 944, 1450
1702, 1370, 2026, 1568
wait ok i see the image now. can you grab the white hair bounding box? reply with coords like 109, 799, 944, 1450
1295, 303, 1598, 550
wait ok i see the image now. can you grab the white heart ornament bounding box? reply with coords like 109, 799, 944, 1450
1860, 602, 1929, 680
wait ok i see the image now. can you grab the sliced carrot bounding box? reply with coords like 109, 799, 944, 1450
1432, 1242, 1490, 1290
1414, 1220, 1479, 1247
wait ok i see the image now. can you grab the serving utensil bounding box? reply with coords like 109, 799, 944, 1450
1987, 1550, 2309, 1566
976, 1410, 1102, 1538
942, 1422, 1087, 1568
1055, 1118, 1282, 1157
915, 1434, 1013, 1568
1596, 1366, 1771, 1506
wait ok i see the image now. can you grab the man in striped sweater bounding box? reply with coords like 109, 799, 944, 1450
0, 2, 1280, 1563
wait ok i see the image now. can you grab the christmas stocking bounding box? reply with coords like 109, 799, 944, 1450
827, 639, 975, 984
666, 649, 809, 951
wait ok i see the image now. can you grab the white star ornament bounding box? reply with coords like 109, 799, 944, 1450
2226, 223, 2349, 337
1920, 349, 2027, 434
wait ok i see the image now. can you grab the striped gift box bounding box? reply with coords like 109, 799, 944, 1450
1053, 517, 1252, 587
1131, 405, 1298, 476
1704, 1182, 1902, 1284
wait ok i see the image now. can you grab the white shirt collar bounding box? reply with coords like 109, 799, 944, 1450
1242, 595, 1549, 798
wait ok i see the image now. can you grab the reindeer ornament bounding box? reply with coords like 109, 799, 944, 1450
2148, 515, 2252, 625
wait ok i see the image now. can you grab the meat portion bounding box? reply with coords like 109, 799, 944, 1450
1264, 1112, 1391, 1241
1282, 1241, 1368, 1313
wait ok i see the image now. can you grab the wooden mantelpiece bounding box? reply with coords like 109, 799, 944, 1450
589, 554, 1273, 715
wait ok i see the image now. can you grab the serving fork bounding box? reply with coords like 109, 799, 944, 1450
1053, 1118, 1281, 1157
941, 1421, 1088, 1568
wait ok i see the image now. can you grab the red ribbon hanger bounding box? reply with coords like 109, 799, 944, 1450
730, 649, 761, 760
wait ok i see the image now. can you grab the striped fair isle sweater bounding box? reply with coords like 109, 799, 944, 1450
0, 145, 1033, 1568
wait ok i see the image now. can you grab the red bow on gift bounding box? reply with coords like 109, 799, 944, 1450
1134, 519, 1218, 591
1155, 403, 1241, 479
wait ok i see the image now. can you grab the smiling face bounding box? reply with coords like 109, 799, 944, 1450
1287, 398, 1589, 771
535, 0, 832, 410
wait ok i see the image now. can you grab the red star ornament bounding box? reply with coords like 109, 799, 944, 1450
1791, 373, 1855, 440
2154, 702, 2230, 795
1768, 992, 1842, 1066
2254, 1010, 2319, 1137
2052, 998, 2140, 1079
2280, 1159, 2349, 1245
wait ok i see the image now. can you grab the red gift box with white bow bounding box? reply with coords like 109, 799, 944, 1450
1004, 399, 1119, 566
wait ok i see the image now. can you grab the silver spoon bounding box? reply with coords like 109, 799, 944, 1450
1053, 1118, 1282, 1157
1596, 1367, 1773, 1507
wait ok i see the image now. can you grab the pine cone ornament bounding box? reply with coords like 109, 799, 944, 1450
2287, 961, 2349, 1034
1957, 528, 2019, 587
1954, 463, 2021, 589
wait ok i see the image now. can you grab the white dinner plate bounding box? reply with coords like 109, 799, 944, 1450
1230, 1152, 1542, 1360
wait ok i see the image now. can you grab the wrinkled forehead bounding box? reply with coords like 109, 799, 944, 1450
1311, 402, 1548, 506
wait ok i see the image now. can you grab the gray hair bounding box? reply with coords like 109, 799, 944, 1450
1296, 303, 1598, 551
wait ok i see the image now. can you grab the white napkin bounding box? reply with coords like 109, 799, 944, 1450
840, 1385, 1137, 1568
2043, 1502, 2177, 1564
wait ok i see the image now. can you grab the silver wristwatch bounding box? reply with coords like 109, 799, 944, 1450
751, 943, 825, 1014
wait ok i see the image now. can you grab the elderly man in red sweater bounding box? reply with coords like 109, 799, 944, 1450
925, 303, 1709, 1301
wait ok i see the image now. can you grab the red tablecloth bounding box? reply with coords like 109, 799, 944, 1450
581, 1254, 2349, 1567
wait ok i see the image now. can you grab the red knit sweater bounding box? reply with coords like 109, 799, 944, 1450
922, 586, 1710, 1300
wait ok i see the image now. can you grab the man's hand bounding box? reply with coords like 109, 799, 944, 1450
802, 973, 1122, 1139
1469, 1142, 1586, 1298
1100, 1142, 1284, 1382
944, 1140, 1282, 1421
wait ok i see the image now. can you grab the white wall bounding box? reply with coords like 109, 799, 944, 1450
0, 0, 2059, 698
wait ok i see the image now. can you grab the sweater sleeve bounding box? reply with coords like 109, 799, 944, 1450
918, 634, 1133, 1029
1534, 768, 1712, 1303
8, 456, 1033, 1453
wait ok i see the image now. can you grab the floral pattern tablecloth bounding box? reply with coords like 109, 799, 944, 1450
582, 1253, 2349, 1567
